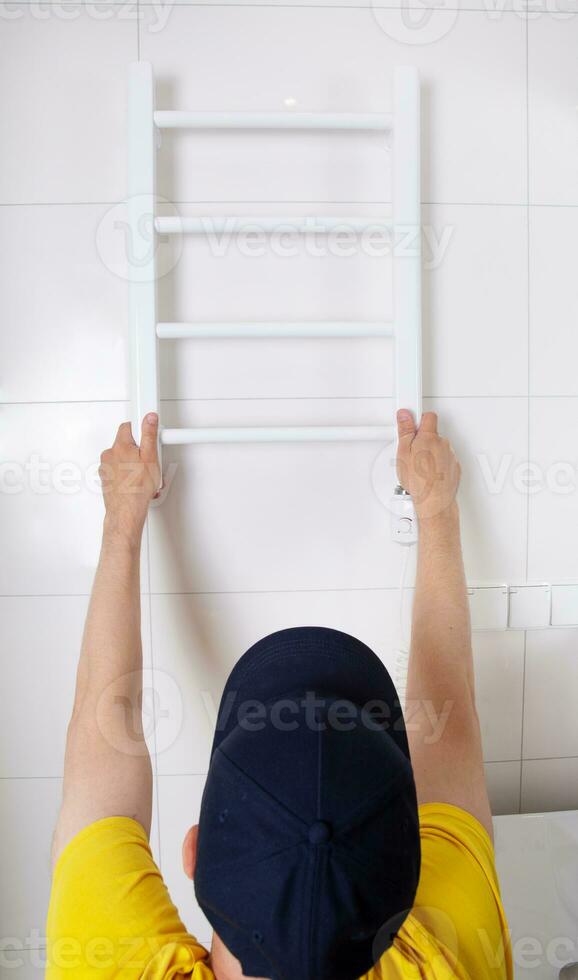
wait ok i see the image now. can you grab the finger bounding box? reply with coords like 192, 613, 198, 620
153, 477, 166, 501
396, 410, 416, 490
419, 412, 438, 434
396, 408, 417, 442
139, 412, 159, 463
396, 409, 417, 463
116, 421, 136, 446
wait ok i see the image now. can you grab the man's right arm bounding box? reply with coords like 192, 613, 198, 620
397, 410, 493, 841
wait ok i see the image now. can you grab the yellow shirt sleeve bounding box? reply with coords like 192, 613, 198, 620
366, 803, 513, 980
46, 816, 214, 979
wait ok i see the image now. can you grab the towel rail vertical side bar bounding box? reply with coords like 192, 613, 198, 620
128, 62, 160, 462
393, 67, 422, 424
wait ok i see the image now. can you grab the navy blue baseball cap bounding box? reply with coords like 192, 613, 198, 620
194, 627, 420, 980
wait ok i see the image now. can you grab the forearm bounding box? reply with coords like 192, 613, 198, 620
72, 520, 144, 717
56, 521, 152, 857
405, 502, 492, 833
408, 502, 475, 704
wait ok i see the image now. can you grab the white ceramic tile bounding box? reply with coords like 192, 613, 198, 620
424, 396, 529, 583
527, 397, 578, 581
0, 596, 153, 777
485, 761, 521, 815
0, 957, 46, 979
551, 584, 578, 627
149, 773, 162, 865
527, 0, 578, 10
0, 784, 161, 960
142, 6, 526, 205
150, 589, 410, 776
149, 397, 407, 593
157, 774, 212, 946
0, 778, 62, 950
494, 810, 578, 979
529, 207, 578, 396
158, 203, 528, 402
423, 204, 527, 397
523, 629, 578, 760
473, 631, 525, 763
157, 203, 393, 400
0, 774, 160, 961
0, 8, 136, 204
0, 402, 150, 595
529, 15, 578, 205
0, 598, 85, 778
0, 206, 128, 402
149, 396, 527, 593
522, 757, 578, 812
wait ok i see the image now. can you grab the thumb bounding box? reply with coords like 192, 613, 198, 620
396, 409, 416, 447
396, 409, 416, 490
140, 412, 159, 463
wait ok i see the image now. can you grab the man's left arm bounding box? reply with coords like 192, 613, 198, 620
52, 414, 161, 864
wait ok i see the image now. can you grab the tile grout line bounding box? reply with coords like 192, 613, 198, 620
6, 586, 578, 599
524, 11, 531, 591
4, 395, 578, 409
1, 201, 577, 210
135, 0, 152, 857
519, 635, 527, 813
46, 1, 578, 9
144, 517, 163, 865
518, 7, 531, 817
0, 585, 414, 598
137, 1, 578, 6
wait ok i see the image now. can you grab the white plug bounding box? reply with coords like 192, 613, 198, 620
390, 485, 418, 544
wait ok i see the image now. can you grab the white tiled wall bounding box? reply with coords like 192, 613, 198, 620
1, 0, 577, 964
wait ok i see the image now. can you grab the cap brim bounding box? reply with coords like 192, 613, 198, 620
212, 626, 410, 761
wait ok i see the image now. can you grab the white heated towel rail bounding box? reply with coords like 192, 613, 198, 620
127, 62, 422, 458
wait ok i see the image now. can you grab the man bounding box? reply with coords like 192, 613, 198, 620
47, 409, 512, 979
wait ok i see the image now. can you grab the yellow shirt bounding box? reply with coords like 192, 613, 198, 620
46, 803, 512, 979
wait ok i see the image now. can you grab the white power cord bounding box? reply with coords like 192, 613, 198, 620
394, 537, 413, 713
372, 473, 418, 712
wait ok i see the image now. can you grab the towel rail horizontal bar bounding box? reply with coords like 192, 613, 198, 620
161, 425, 395, 445
156, 321, 394, 340
155, 216, 392, 235
153, 110, 392, 132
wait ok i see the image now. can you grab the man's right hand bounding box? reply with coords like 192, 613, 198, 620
396, 409, 461, 523
99, 414, 161, 547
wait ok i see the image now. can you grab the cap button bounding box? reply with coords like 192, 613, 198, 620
308, 820, 332, 845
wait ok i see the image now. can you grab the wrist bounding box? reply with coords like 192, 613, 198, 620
417, 500, 460, 539
102, 514, 144, 554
